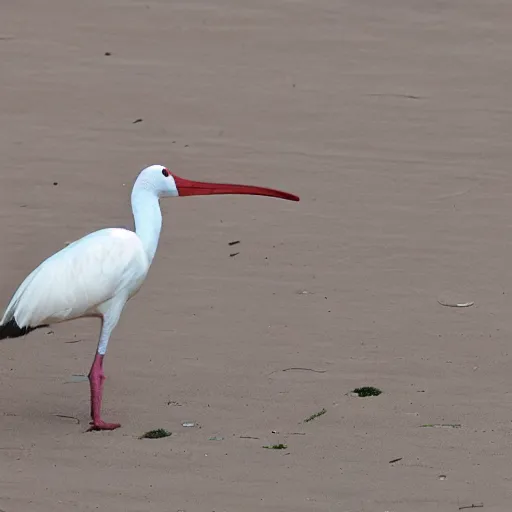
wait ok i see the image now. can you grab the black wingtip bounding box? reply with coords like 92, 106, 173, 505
0, 318, 49, 340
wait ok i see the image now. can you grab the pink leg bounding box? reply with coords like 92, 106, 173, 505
87, 353, 121, 431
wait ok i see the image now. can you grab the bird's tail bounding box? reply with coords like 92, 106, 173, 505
0, 263, 49, 340
0, 318, 49, 340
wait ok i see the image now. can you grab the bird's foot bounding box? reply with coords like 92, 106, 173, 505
87, 420, 121, 432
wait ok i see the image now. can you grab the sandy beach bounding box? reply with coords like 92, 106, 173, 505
2, 1, 512, 510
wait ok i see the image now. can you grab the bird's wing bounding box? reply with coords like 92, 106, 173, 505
1, 228, 148, 328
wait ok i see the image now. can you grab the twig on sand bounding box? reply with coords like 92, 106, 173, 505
283, 367, 326, 373
240, 436, 260, 440
303, 408, 327, 423
420, 423, 461, 429
367, 93, 422, 99
268, 367, 327, 377
459, 504, 483, 511
54, 414, 80, 424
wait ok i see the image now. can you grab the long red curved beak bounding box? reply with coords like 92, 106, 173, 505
172, 174, 300, 202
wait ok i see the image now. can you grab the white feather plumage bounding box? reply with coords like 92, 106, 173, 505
1, 228, 148, 329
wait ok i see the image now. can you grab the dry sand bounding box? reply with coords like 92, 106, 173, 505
1, 0, 512, 510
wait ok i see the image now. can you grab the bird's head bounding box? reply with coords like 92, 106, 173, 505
136, 164, 300, 202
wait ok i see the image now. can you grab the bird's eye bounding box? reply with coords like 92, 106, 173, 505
162, 169, 169, 177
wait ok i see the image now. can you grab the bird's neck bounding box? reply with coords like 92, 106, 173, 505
131, 188, 162, 264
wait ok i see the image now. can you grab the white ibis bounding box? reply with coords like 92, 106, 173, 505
0, 165, 299, 431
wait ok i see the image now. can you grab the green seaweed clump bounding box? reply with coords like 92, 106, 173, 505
263, 443, 288, 450
352, 386, 382, 397
139, 428, 172, 439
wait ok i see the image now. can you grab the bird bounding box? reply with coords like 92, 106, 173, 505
0, 164, 299, 431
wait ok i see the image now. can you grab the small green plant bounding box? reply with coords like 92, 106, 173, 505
263, 443, 288, 450
139, 428, 172, 439
352, 386, 382, 397
303, 407, 327, 423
